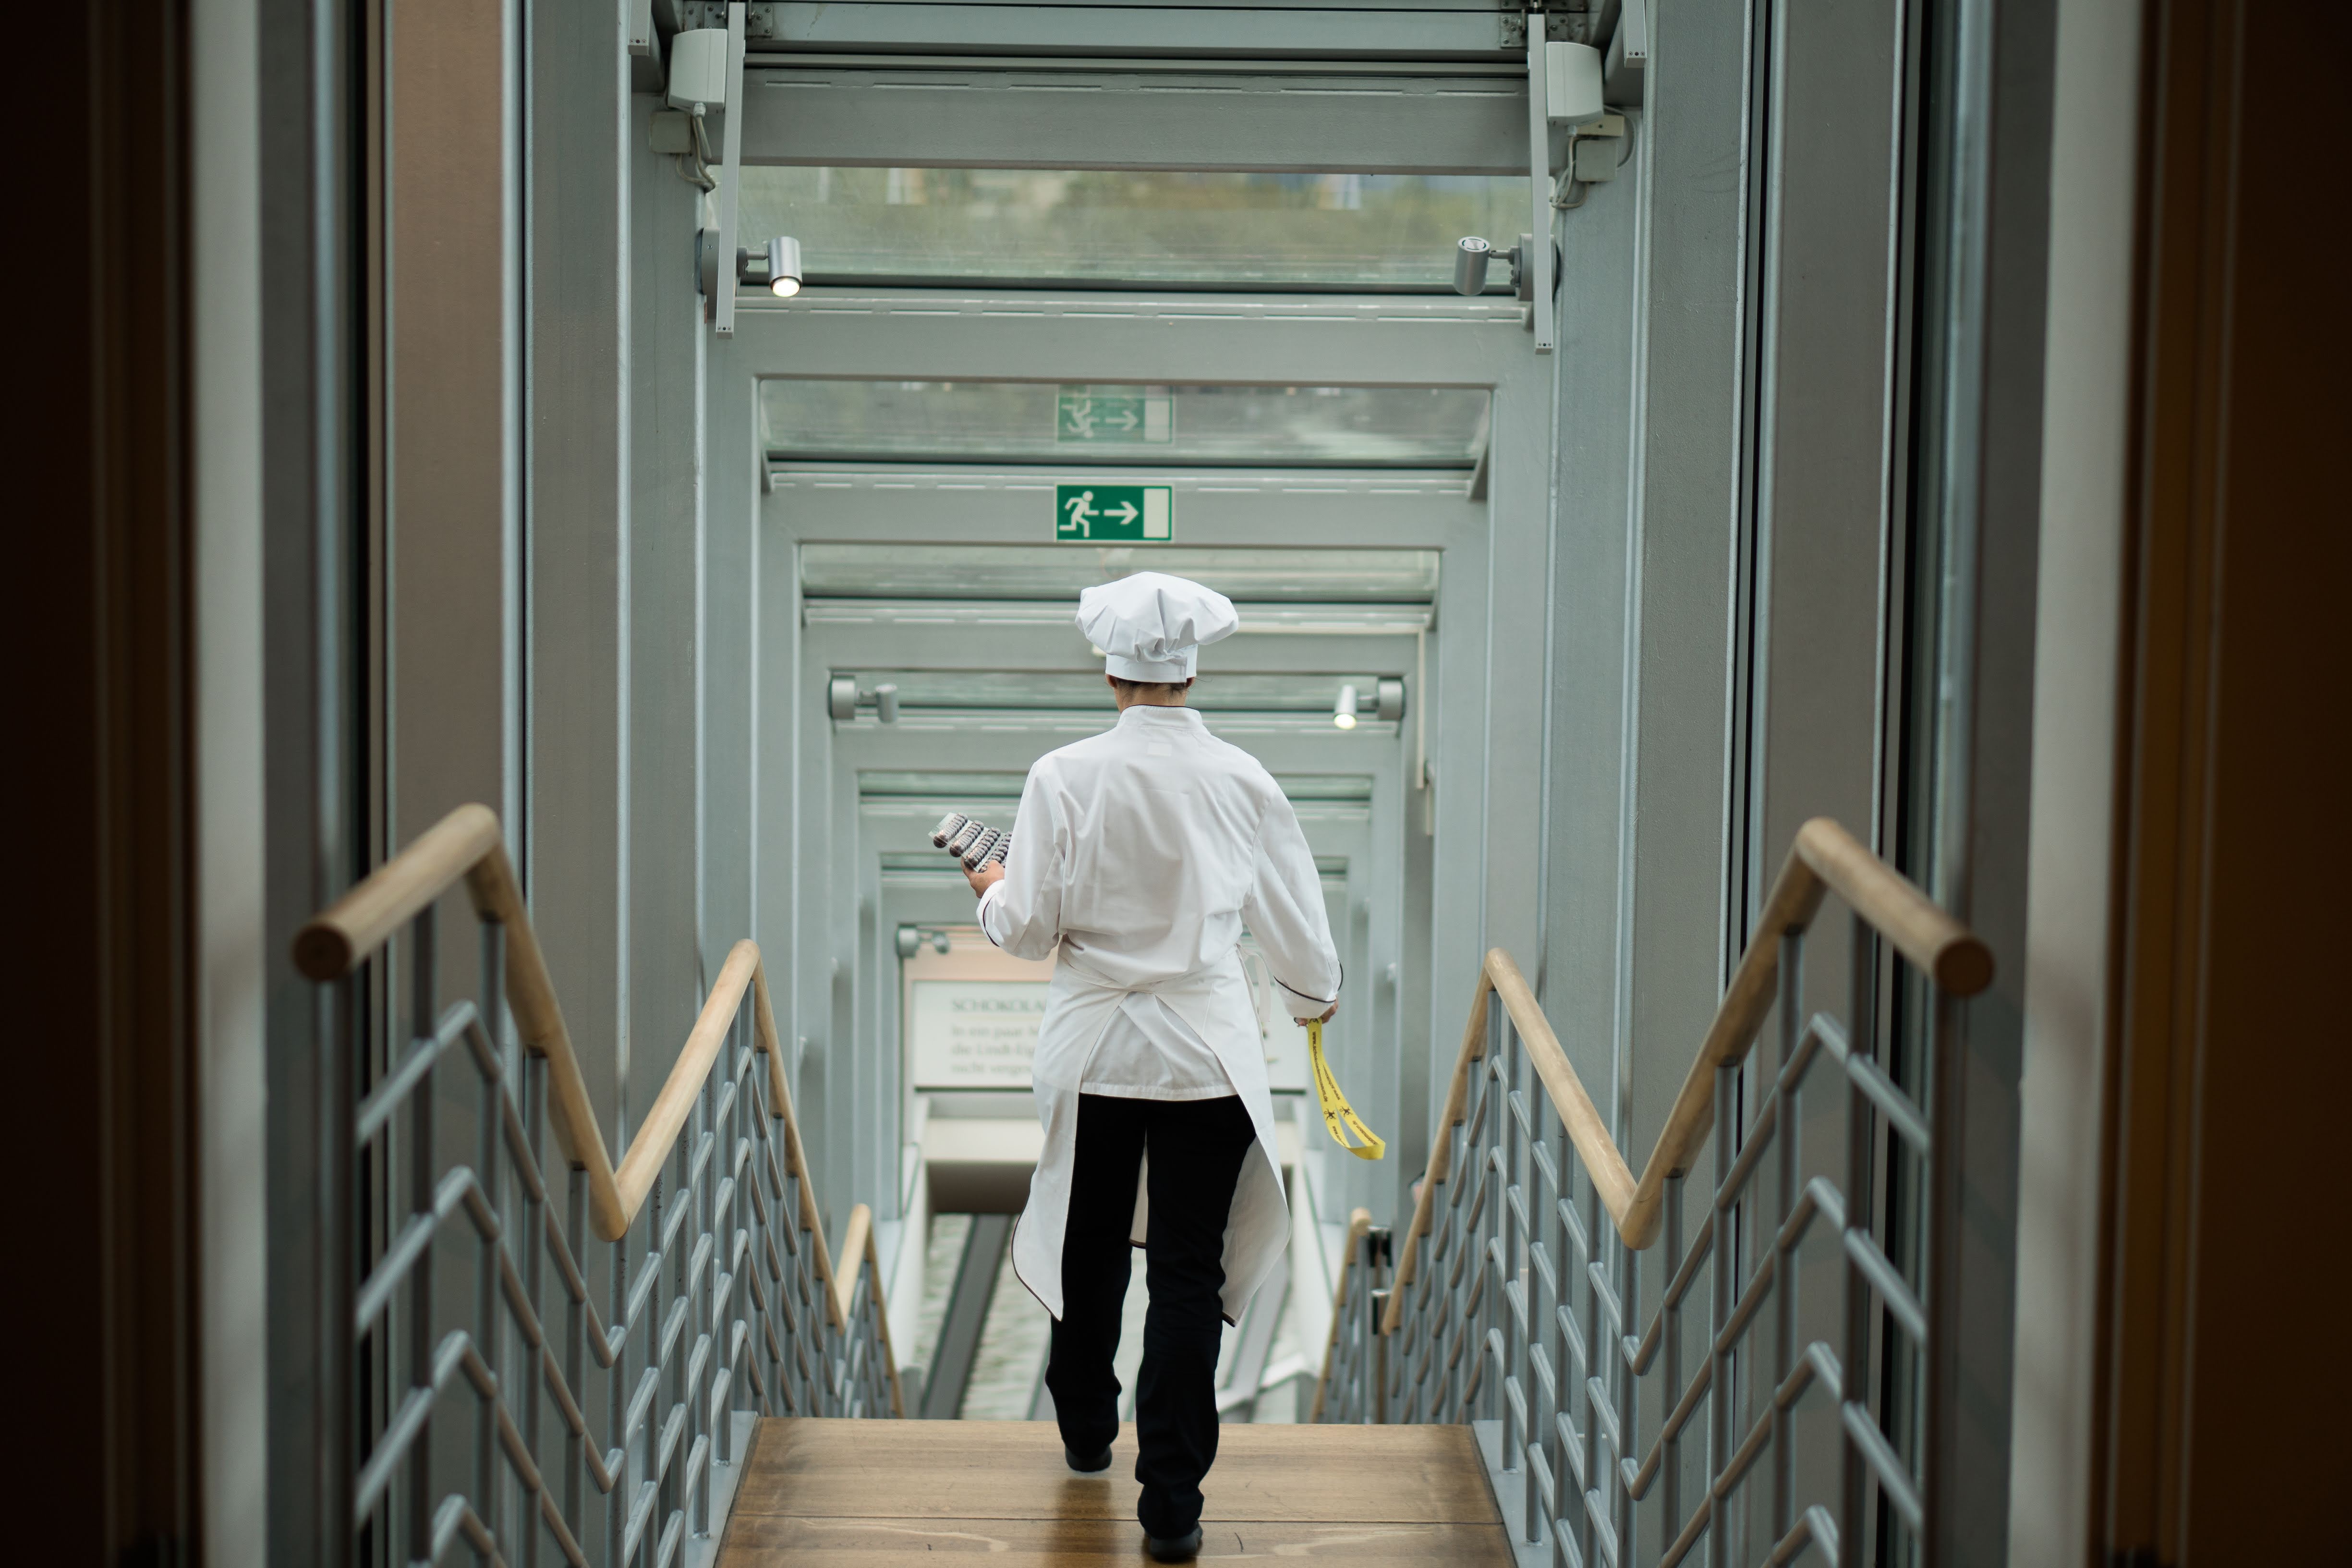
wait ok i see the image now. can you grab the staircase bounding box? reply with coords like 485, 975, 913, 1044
715, 1419, 1518, 1564
1309, 819, 1992, 1568
299, 804, 902, 1568
302, 806, 1982, 1568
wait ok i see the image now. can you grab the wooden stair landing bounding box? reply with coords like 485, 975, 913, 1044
716, 1418, 1518, 1565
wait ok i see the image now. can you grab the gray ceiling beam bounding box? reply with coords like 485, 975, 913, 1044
746, 4, 1521, 64
804, 621, 1423, 679
740, 66, 1526, 172
733, 292, 1526, 387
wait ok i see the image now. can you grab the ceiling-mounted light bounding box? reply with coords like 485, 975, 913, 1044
1333, 683, 1359, 730
766, 235, 802, 298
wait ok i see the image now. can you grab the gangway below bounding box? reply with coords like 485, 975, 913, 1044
715, 1419, 1517, 1564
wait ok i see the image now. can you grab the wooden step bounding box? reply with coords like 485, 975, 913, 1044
717, 1418, 1518, 1565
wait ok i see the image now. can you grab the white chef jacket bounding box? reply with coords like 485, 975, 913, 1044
979, 703, 1343, 1322
1066, 1001, 1232, 1101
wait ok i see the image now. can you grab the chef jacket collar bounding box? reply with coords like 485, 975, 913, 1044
1115, 704, 1205, 730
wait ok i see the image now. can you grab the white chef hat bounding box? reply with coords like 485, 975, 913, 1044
1076, 571, 1240, 681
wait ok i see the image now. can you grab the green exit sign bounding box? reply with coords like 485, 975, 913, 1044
1057, 391, 1173, 443
1056, 484, 1173, 542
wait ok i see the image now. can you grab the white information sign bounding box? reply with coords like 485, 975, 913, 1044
909, 979, 1050, 1088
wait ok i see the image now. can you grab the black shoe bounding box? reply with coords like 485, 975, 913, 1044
1145, 1527, 1203, 1562
1065, 1444, 1113, 1476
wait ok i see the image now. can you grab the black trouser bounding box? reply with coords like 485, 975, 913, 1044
1046, 1092, 1256, 1539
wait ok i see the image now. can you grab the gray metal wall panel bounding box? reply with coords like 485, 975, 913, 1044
1744, 0, 1901, 1046
704, 338, 762, 1001
627, 93, 712, 1138
1929, 0, 2055, 1555
389, 0, 517, 870
1540, 0, 1749, 1187
1537, 21, 1750, 1539
527, 12, 630, 1145
1540, 171, 1636, 1110
742, 69, 1527, 173
1618, 0, 1748, 1177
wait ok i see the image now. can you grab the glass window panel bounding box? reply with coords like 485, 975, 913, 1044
738, 169, 1529, 288
763, 380, 1487, 466
800, 544, 1441, 602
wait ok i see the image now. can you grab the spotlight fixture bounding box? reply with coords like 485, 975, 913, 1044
1452, 234, 1554, 300
1333, 683, 1359, 730
765, 235, 802, 298
825, 673, 901, 723
1453, 237, 1495, 295
735, 235, 805, 298
895, 925, 954, 960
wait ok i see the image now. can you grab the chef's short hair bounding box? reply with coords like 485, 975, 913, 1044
1109, 674, 1192, 700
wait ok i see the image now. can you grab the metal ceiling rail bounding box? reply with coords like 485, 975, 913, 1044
298, 803, 902, 1567
1310, 817, 1993, 1568
742, 1, 1531, 66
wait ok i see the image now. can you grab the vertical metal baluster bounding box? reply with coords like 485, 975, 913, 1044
1542, 1104, 1561, 1554
1501, 1015, 1524, 1478
1443, 1043, 1462, 1423
1357, 1232, 1374, 1423
719, 1007, 740, 1464
1538, 1090, 1564, 1551
1345, 1235, 1362, 1422
696, 1060, 715, 1532
407, 907, 437, 1567
476, 921, 503, 1553
608, 1213, 628, 1566
1479, 999, 1500, 1426
1705, 1055, 1737, 1568
1840, 913, 1878, 1568
565, 1160, 586, 1542
652, 1155, 670, 1529
1578, 1165, 1601, 1568
1455, 1047, 1480, 1424
1613, 1215, 1638, 1566
1773, 930, 1804, 1553
784, 1159, 806, 1416
753, 1064, 779, 1419
1663, 1171, 1686, 1550
489, 918, 541, 1568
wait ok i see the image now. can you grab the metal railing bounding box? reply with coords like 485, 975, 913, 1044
1307, 1209, 1387, 1426
1310, 818, 1991, 1568
297, 804, 901, 1568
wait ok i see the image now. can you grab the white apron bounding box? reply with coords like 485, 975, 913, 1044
1011, 948, 1288, 1325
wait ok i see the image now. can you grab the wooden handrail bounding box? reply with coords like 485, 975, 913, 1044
1381, 818, 1989, 1333
293, 805, 837, 1283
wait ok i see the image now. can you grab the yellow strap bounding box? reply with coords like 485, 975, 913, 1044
1307, 1019, 1384, 1161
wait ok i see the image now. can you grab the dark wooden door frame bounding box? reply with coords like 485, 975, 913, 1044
10, 2, 203, 1560
2095, 2, 2352, 1564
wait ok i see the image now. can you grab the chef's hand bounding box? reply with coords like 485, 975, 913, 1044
1295, 1004, 1338, 1026
965, 861, 1006, 899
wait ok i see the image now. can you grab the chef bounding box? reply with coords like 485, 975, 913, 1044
967, 571, 1343, 1563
